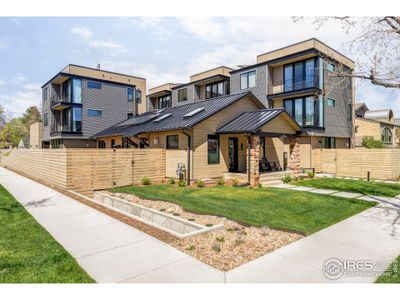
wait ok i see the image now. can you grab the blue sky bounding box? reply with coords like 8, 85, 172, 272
0, 17, 399, 119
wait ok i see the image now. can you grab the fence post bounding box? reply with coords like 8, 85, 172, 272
367, 171, 370, 181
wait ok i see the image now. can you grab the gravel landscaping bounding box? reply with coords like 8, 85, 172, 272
105, 191, 303, 271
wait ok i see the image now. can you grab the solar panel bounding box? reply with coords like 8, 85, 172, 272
183, 107, 205, 118
153, 113, 172, 123
116, 114, 157, 127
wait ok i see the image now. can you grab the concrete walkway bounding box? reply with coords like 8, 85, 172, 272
1, 167, 399, 283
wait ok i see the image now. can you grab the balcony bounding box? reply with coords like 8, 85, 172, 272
50, 95, 72, 111
268, 79, 321, 100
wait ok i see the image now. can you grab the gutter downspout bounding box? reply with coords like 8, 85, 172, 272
182, 129, 192, 186
246, 133, 251, 186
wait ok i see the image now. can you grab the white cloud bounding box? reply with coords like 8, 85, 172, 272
89, 39, 126, 52
71, 26, 93, 39
129, 17, 172, 41
0, 37, 9, 49
12, 75, 26, 84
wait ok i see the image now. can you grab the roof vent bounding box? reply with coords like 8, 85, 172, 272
96, 63, 101, 70
154, 113, 172, 123
183, 107, 205, 118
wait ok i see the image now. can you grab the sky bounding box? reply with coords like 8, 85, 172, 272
0, 16, 399, 119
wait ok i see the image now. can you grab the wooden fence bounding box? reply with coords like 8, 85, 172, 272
313, 148, 400, 180
1, 149, 166, 194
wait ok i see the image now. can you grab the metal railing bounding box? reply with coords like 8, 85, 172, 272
271, 78, 319, 94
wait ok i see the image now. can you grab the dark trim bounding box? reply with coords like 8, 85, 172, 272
283, 96, 322, 128
171, 75, 230, 90
268, 87, 322, 99
50, 131, 83, 136
282, 57, 318, 93
207, 134, 220, 165
68, 64, 146, 80
166, 135, 179, 149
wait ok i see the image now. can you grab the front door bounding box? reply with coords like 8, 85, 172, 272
228, 137, 239, 172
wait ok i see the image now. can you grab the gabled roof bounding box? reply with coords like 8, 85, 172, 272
216, 108, 306, 134
93, 91, 265, 138
354, 102, 369, 112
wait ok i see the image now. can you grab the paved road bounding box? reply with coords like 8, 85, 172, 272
1, 167, 399, 283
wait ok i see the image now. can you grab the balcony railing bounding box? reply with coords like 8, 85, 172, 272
270, 78, 319, 95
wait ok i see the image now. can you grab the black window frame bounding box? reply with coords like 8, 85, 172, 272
166, 135, 179, 149
240, 70, 256, 90
135, 89, 142, 104
87, 109, 102, 117
321, 137, 336, 149
207, 134, 220, 164
327, 98, 336, 107
98, 140, 106, 148
177, 88, 188, 103
284, 96, 323, 128
43, 112, 48, 126
43, 87, 48, 102
327, 62, 335, 72
206, 81, 225, 99
382, 127, 392, 143
87, 81, 102, 89
158, 95, 171, 109
283, 57, 318, 92
127, 113, 134, 119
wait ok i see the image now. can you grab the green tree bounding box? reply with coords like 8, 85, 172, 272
361, 136, 384, 149
0, 118, 29, 148
21, 106, 41, 126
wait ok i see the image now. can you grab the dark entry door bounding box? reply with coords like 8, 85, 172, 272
228, 137, 239, 172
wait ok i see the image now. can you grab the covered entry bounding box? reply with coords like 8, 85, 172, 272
217, 108, 306, 186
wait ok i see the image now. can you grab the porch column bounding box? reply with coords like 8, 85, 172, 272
247, 135, 260, 187
288, 137, 301, 174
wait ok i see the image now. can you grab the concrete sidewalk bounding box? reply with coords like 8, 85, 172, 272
0, 167, 224, 283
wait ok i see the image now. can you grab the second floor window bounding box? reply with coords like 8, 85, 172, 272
43, 87, 48, 102
135, 89, 142, 104
240, 70, 256, 90
87, 81, 102, 89
284, 58, 317, 92
72, 107, 82, 132
327, 98, 336, 107
178, 88, 188, 102
206, 81, 224, 99
71, 78, 82, 104
127, 88, 134, 102
87, 109, 102, 117
43, 113, 48, 126
284, 96, 321, 127
158, 95, 171, 109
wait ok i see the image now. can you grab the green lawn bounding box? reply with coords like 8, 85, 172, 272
294, 178, 400, 197
111, 185, 376, 235
376, 256, 400, 283
0, 185, 94, 283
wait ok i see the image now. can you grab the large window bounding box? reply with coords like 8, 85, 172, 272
240, 70, 256, 90
72, 107, 82, 132
71, 78, 82, 104
166, 135, 179, 149
321, 137, 336, 149
87, 109, 102, 117
158, 95, 171, 108
206, 81, 224, 99
284, 96, 321, 127
61, 80, 70, 102
284, 58, 317, 92
207, 135, 220, 164
87, 81, 102, 89
43, 113, 48, 126
382, 127, 392, 143
135, 89, 142, 104
43, 87, 48, 102
127, 88, 134, 102
178, 88, 188, 102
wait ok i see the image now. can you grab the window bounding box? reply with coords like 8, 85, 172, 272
206, 81, 225, 99
240, 70, 256, 90
327, 63, 335, 72
127, 88, 134, 102
284, 96, 321, 127
43, 87, 48, 101
166, 135, 179, 149
178, 88, 188, 102
382, 127, 392, 143
207, 135, 220, 164
127, 113, 134, 119
71, 78, 82, 104
98, 140, 106, 148
158, 95, 171, 109
87, 109, 102, 117
135, 89, 142, 103
327, 98, 336, 107
284, 58, 317, 92
355, 125, 359, 134
348, 104, 353, 121
62, 80, 70, 102
43, 113, 48, 126
87, 81, 102, 89
321, 137, 336, 149
111, 139, 116, 148
72, 107, 82, 132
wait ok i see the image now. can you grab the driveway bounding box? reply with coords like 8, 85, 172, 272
1, 167, 399, 283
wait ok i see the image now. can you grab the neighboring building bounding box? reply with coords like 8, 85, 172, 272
354, 103, 399, 148
146, 83, 178, 111
30, 121, 43, 149
41, 64, 146, 148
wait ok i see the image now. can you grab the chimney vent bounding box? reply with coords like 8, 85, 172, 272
96, 63, 101, 70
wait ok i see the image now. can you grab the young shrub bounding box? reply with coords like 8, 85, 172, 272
159, 208, 166, 212
281, 173, 292, 184
141, 177, 151, 185
306, 171, 315, 179
196, 179, 205, 188
232, 178, 239, 187
215, 236, 225, 243
234, 237, 245, 246
188, 218, 196, 222
217, 177, 225, 186
178, 179, 186, 187
211, 243, 221, 253
185, 245, 195, 251
168, 177, 176, 185
172, 212, 180, 216
260, 226, 271, 237
205, 223, 214, 227
258, 183, 263, 188
362, 136, 384, 148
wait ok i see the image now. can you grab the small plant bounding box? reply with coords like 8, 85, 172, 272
362, 136, 384, 149
217, 177, 225, 186
396, 175, 400, 182
239, 230, 247, 236
260, 226, 271, 237
299, 176, 304, 181
258, 183, 263, 188
196, 179, 205, 188
141, 177, 151, 185
161, 178, 166, 184
188, 218, 195, 222
234, 238, 245, 246
216, 236, 225, 243
205, 223, 214, 227
168, 177, 176, 185
185, 245, 195, 251
281, 173, 292, 183
178, 179, 186, 187
306, 171, 315, 179
172, 212, 180, 216
232, 178, 239, 187
211, 243, 221, 253
227, 227, 240, 232
159, 208, 166, 212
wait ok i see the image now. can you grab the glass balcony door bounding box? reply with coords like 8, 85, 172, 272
284, 58, 318, 92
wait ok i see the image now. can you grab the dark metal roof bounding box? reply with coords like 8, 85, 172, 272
216, 108, 306, 134
93, 91, 264, 138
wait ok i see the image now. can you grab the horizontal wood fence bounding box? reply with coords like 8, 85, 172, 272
313, 149, 400, 180
1, 149, 166, 194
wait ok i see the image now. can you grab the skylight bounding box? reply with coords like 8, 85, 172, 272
183, 107, 205, 118
153, 113, 172, 123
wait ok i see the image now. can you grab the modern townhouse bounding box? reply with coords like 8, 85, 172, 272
146, 83, 178, 111
354, 103, 399, 148
41, 64, 146, 148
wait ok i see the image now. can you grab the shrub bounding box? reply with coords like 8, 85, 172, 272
196, 179, 205, 188
234, 238, 245, 246
260, 226, 271, 237
216, 236, 225, 243
211, 243, 221, 253
217, 177, 225, 186
258, 183, 263, 188
188, 218, 195, 222
178, 179, 186, 187
185, 245, 195, 251
205, 223, 214, 227
168, 177, 175, 185
172, 212, 180, 216
281, 173, 292, 183
159, 208, 166, 212
232, 178, 239, 187
141, 177, 151, 185
362, 136, 384, 149
306, 171, 315, 179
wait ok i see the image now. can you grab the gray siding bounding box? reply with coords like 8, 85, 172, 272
230, 64, 268, 107
41, 83, 52, 141
172, 84, 195, 107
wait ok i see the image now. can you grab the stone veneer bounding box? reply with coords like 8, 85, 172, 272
248, 135, 260, 187
288, 137, 301, 174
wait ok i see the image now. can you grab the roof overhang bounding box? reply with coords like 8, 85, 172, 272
148, 90, 172, 98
